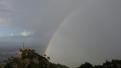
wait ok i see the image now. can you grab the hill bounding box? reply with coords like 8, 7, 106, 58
3, 48, 69, 68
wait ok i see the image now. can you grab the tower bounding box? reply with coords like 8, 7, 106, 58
23, 42, 25, 49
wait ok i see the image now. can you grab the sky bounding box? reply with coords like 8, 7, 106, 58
0, 0, 49, 58
0, 0, 121, 67
46, 0, 121, 67
0, 0, 49, 48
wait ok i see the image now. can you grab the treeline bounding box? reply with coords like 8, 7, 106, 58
0, 48, 121, 68
77, 60, 121, 68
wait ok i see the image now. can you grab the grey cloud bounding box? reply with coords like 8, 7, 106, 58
0, 0, 121, 67
47, 0, 121, 67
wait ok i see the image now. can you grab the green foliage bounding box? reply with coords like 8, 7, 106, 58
3, 48, 69, 68
0, 64, 4, 68
1, 48, 121, 68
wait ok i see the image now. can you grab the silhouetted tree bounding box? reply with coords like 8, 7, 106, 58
78, 62, 93, 68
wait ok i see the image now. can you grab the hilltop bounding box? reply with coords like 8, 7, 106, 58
2, 48, 69, 68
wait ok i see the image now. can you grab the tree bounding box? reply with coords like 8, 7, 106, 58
78, 62, 93, 68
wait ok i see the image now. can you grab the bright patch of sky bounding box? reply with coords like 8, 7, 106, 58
0, 27, 33, 37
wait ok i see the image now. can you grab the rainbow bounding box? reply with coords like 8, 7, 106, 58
44, 10, 77, 55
